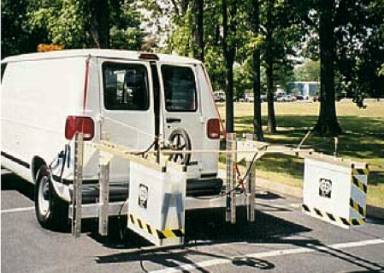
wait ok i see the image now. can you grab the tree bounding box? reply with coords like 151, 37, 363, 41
334, 0, 384, 102
294, 60, 320, 82
222, 0, 238, 133
28, 0, 88, 48
6, 0, 144, 53
313, 0, 341, 135
264, 0, 277, 133
249, 0, 264, 140
257, 0, 304, 133
87, 0, 110, 48
192, 0, 204, 61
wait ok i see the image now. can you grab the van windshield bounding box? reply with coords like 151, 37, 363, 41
161, 65, 197, 112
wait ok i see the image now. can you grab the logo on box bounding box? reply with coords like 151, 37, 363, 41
138, 184, 148, 208
319, 178, 332, 198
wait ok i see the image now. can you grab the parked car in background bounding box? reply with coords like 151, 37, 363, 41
277, 95, 297, 102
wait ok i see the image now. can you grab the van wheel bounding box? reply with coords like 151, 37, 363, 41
35, 165, 68, 230
168, 129, 191, 165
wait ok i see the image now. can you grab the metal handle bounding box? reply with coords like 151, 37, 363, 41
166, 118, 181, 123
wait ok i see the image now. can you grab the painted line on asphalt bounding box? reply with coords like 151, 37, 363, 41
150, 238, 384, 273
1, 206, 35, 214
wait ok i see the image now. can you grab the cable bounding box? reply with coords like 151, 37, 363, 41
297, 129, 313, 149
223, 151, 259, 196
132, 140, 156, 156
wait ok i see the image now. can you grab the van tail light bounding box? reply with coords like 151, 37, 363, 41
65, 116, 94, 141
207, 118, 220, 139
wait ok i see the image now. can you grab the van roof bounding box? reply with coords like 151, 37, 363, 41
2, 49, 202, 64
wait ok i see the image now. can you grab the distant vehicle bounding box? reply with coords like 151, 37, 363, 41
213, 90, 226, 102
244, 93, 254, 102
277, 95, 296, 102
261, 95, 267, 102
243, 93, 267, 103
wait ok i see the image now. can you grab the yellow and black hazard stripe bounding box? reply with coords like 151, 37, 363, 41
349, 198, 366, 217
351, 167, 369, 194
302, 204, 365, 226
351, 176, 367, 193
352, 168, 369, 176
129, 213, 184, 239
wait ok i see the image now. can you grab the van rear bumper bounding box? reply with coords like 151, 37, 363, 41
69, 182, 129, 204
186, 178, 223, 196
53, 176, 224, 203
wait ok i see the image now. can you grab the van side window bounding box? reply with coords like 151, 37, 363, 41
102, 62, 149, 111
161, 65, 197, 112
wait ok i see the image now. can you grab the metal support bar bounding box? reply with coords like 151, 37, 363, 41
226, 133, 237, 223
72, 133, 84, 238
98, 161, 110, 236
245, 134, 256, 222
245, 160, 256, 222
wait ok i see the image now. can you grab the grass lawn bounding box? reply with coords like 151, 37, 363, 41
217, 100, 384, 208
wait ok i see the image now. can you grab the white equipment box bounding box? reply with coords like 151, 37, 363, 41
303, 157, 368, 228
128, 162, 187, 247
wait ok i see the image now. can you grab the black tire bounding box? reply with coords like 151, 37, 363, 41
34, 165, 68, 231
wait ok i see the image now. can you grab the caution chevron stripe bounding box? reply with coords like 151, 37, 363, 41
352, 168, 369, 176
129, 213, 184, 239
349, 198, 366, 217
302, 204, 365, 227
351, 176, 368, 193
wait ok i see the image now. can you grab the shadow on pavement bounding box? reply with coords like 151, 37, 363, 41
94, 207, 311, 272
94, 207, 384, 272
1, 173, 35, 201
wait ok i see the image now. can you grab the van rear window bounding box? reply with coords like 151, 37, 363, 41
161, 65, 197, 112
102, 62, 149, 111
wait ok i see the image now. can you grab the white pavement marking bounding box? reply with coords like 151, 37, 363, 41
150, 238, 384, 273
1, 206, 35, 214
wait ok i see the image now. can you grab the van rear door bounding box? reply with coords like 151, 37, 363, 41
99, 59, 155, 151
158, 63, 204, 178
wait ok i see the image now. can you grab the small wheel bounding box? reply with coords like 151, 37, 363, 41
168, 129, 191, 165
35, 165, 68, 230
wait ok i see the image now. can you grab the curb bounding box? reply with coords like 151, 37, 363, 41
254, 176, 384, 220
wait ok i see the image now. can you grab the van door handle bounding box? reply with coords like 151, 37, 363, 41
166, 118, 181, 123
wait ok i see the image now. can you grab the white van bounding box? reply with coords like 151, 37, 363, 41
1, 49, 222, 229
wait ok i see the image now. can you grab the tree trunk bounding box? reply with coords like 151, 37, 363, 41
251, 0, 264, 140
222, 0, 236, 133
265, 0, 276, 133
89, 0, 110, 48
193, 0, 204, 61
225, 52, 235, 133
314, 0, 342, 136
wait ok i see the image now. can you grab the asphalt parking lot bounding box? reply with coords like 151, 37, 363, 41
2, 171, 384, 273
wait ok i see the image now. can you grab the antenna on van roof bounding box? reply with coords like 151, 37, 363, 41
139, 52, 159, 60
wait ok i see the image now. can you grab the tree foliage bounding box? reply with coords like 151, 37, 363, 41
1, 0, 144, 57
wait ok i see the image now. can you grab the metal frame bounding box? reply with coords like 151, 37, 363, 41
70, 132, 368, 239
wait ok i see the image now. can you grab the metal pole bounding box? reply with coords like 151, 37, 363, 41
247, 161, 256, 222
98, 159, 110, 236
226, 133, 236, 223
245, 134, 255, 222
72, 133, 83, 238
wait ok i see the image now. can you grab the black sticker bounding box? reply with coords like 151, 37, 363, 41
138, 184, 148, 208
319, 178, 332, 198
